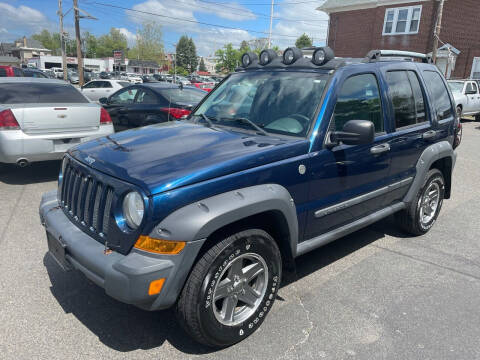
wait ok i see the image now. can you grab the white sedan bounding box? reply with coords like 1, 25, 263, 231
81, 79, 131, 102
127, 73, 143, 84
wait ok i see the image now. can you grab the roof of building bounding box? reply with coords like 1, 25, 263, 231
318, 0, 429, 13
15, 37, 44, 49
0, 55, 20, 64
128, 59, 160, 68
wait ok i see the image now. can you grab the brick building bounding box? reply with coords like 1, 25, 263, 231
318, 0, 480, 79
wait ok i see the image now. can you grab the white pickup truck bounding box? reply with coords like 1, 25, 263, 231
448, 80, 480, 120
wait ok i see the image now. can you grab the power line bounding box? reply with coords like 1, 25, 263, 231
199, 0, 320, 5
86, 1, 313, 38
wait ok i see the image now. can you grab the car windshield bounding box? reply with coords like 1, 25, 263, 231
448, 82, 464, 94
193, 71, 329, 137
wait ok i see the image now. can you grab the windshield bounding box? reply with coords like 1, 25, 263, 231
194, 71, 329, 137
448, 82, 464, 94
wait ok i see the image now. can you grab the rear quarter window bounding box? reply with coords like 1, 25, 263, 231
422, 71, 453, 120
158, 88, 206, 104
0, 68, 6, 77
0, 83, 89, 104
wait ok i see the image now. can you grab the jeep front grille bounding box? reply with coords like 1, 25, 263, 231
60, 162, 114, 238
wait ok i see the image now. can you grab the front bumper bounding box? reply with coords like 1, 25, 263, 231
0, 125, 114, 164
39, 190, 205, 311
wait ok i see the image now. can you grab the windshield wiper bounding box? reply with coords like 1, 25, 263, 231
231, 117, 268, 136
195, 113, 215, 128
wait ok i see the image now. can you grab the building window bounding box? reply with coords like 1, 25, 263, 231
133, 67, 139, 73
383, 5, 422, 35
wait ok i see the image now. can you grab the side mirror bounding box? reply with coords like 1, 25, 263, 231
328, 120, 375, 147
99, 97, 108, 104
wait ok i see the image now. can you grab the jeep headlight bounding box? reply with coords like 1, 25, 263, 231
123, 191, 144, 229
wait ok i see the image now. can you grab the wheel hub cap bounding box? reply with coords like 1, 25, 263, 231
212, 253, 268, 326
420, 182, 440, 225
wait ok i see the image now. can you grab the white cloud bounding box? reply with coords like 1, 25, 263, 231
116, 27, 137, 47
0, 2, 54, 42
194, 28, 253, 56
270, 3, 330, 50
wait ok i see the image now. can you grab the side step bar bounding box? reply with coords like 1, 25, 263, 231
296, 202, 405, 257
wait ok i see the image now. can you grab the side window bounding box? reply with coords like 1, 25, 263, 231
102, 81, 113, 88
422, 71, 452, 120
83, 81, 98, 89
466, 82, 478, 94
333, 74, 384, 133
135, 89, 157, 104
109, 88, 138, 104
0, 68, 6, 77
386, 70, 426, 129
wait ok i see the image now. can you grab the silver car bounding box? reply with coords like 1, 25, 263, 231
0, 78, 114, 166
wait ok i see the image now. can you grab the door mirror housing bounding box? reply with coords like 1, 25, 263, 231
99, 97, 108, 104
328, 120, 375, 147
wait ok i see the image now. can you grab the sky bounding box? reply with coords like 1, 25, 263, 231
0, 0, 329, 56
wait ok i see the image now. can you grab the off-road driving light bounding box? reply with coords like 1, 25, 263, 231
283, 47, 303, 65
312, 47, 335, 66
123, 191, 145, 229
241, 52, 258, 68
259, 49, 277, 65
134, 235, 186, 255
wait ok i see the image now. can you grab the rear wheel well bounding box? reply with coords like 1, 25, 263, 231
430, 157, 452, 199
195, 211, 295, 274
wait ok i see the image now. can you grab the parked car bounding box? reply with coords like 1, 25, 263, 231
22, 68, 48, 78
448, 79, 480, 121
81, 79, 132, 102
0, 65, 24, 77
42, 69, 57, 79
40, 48, 457, 347
127, 73, 143, 84
152, 74, 168, 82
68, 70, 79, 84
99, 71, 111, 79
51, 67, 64, 79
0, 78, 114, 166
99, 83, 206, 131
141, 75, 158, 83
193, 82, 213, 92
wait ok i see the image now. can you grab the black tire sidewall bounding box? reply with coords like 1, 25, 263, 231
415, 170, 445, 233
198, 231, 281, 347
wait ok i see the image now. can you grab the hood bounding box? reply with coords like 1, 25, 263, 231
69, 122, 308, 195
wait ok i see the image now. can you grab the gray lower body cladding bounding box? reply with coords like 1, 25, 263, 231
39, 190, 205, 311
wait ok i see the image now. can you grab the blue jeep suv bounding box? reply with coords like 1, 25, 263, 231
40, 48, 457, 347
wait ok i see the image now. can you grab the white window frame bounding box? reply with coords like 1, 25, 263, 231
382, 5, 422, 36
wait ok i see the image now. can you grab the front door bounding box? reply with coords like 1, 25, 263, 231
304, 72, 392, 240
103, 87, 139, 132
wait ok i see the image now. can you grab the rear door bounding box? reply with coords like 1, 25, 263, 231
379, 65, 432, 201
126, 88, 166, 128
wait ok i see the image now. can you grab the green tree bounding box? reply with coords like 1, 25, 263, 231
168, 66, 189, 76
96, 28, 128, 57
32, 29, 61, 55
83, 32, 97, 58
176, 36, 198, 74
198, 57, 207, 72
215, 43, 240, 73
240, 40, 250, 53
295, 33, 313, 49
128, 22, 165, 62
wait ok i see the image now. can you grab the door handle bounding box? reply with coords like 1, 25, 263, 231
423, 130, 437, 140
370, 143, 391, 155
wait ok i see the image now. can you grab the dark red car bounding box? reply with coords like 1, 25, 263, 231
193, 82, 213, 92
0, 66, 24, 77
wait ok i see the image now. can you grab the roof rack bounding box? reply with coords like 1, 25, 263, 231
365, 50, 432, 63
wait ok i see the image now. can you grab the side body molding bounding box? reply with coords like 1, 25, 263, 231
404, 140, 456, 204
150, 184, 299, 256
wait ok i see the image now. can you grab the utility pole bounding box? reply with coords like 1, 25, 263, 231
268, 0, 274, 48
432, 0, 445, 64
73, 0, 84, 86
57, 0, 67, 81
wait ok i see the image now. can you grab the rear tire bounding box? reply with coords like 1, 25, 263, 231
176, 229, 282, 348
396, 169, 445, 236
475, 114, 480, 122
456, 106, 463, 121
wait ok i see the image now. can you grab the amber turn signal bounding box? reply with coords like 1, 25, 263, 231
148, 278, 165, 296
134, 235, 186, 255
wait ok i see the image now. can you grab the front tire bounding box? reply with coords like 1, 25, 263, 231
176, 229, 282, 348
396, 169, 445, 236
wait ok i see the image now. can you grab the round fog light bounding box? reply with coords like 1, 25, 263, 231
123, 191, 144, 229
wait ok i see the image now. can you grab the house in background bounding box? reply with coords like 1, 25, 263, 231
318, 0, 480, 79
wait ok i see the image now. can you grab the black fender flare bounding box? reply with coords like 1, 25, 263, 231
403, 140, 456, 204
149, 184, 299, 257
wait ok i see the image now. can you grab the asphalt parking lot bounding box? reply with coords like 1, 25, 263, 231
1, 121, 479, 360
